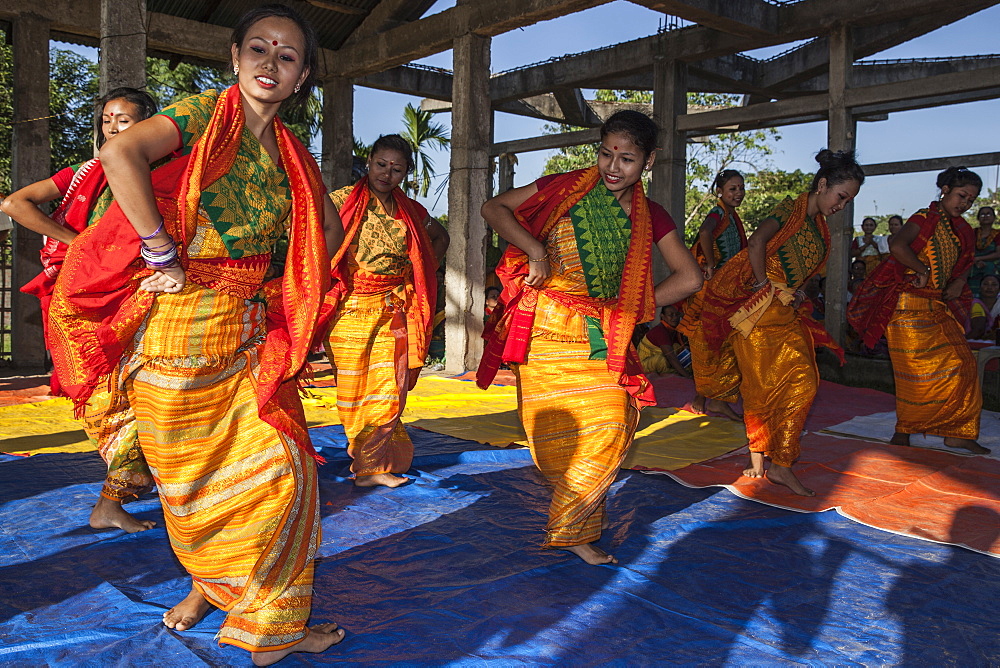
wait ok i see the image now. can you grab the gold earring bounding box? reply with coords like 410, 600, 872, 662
234, 64, 239, 75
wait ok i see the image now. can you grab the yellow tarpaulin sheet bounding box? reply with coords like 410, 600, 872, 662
0, 398, 92, 455
3, 376, 746, 470
304, 376, 747, 471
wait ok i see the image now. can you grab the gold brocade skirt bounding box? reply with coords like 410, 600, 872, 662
326, 289, 412, 477
685, 287, 741, 402
122, 283, 320, 652
731, 299, 818, 467
514, 294, 640, 548
887, 292, 981, 439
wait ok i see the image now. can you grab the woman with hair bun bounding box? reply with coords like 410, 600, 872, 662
478, 110, 703, 565
46, 3, 347, 663
322, 133, 449, 489
849, 166, 986, 455
701, 149, 865, 496
679, 168, 747, 421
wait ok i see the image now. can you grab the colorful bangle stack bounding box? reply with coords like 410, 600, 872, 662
139, 220, 179, 269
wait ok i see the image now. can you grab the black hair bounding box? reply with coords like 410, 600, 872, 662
94, 87, 158, 148
485, 286, 501, 297
232, 3, 318, 107
982, 274, 1000, 285
812, 149, 865, 190
600, 110, 658, 159
979, 206, 997, 218
370, 134, 416, 173
936, 166, 982, 192
712, 169, 743, 191
887, 214, 904, 225
861, 217, 876, 225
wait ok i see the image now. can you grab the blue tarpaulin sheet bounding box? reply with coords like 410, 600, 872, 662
1, 426, 998, 665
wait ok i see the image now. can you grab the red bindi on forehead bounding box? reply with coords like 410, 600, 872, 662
108, 112, 114, 116
613, 146, 618, 151
272, 40, 278, 46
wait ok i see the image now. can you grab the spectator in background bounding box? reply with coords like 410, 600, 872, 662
638, 305, 692, 378
851, 216, 885, 276
970, 206, 1000, 297
969, 274, 1000, 341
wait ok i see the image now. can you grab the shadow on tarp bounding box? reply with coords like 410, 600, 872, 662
1, 429, 999, 664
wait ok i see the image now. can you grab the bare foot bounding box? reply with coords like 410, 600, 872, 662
251, 622, 346, 666
163, 587, 213, 631
742, 451, 765, 478
559, 543, 617, 566
354, 473, 409, 488
706, 398, 743, 422
690, 394, 707, 414
89, 495, 155, 533
890, 432, 911, 446
943, 437, 991, 455
766, 464, 815, 497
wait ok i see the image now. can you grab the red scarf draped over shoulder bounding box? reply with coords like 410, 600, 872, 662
47, 85, 328, 456
699, 192, 841, 359
847, 201, 975, 348
317, 177, 438, 365
476, 167, 657, 406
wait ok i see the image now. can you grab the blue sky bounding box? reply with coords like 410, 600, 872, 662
56, 1, 999, 225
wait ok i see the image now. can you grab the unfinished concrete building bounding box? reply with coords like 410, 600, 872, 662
3, 0, 998, 371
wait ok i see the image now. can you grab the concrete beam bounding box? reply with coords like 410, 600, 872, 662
793, 56, 1000, 93
629, 0, 779, 38
676, 65, 1000, 132
99, 0, 146, 93
328, 0, 610, 78
863, 152, 1000, 177
491, 127, 602, 156
342, 0, 419, 43
10, 14, 49, 369
553, 87, 602, 126
358, 65, 454, 101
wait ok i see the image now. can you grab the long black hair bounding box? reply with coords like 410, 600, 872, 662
936, 166, 983, 192
600, 110, 658, 159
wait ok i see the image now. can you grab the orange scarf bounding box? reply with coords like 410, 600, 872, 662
477, 167, 656, 406
317, 177, 438, 365
48, 85, 328, 455
847, 201, 975, 348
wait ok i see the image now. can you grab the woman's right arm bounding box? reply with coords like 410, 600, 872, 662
746, 218, 780, 286
481, 182, 549, 288
0, 178, 77, 245
696, 215, 718, 280
99, 115, 186, 293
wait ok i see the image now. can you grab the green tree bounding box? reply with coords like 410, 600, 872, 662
352, 136, 372, 159
739, 169, 814, 232
400, 103, 450, 197
0, 34, 12, 194
49, 49, 100, 171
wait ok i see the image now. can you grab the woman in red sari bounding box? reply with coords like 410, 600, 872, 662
849, 167, 986, 455
3, 87, 158, 534
479, 111, 702, 565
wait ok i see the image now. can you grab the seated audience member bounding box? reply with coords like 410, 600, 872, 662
638, 305, 691, 377
969, 274, 1000, 340
850, 259, 867, 282
484, 286, 501, 320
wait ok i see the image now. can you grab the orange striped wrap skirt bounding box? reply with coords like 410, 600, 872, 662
121, 283, 320, 652
886, 292, 981, 439
514, 295, 640, 548
80, 380, 153, 502
731, 300, 818, 467
326, 288, 412, 477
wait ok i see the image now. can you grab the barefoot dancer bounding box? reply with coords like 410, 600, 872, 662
322, 135, 448, 489
678, 169, 747, 422
46, 5, 346, 663
478, 111, 702, 565
849, 167, 987, 455
3, 87, 159, 534
701, 150, 864, 497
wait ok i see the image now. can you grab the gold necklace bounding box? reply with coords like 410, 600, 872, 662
383, 196, 396, 218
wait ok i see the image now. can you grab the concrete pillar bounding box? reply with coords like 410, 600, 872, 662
651, 59, 688, 282
322, 77, 355, 190
825, 25, 855, 346
445, 33, 491, 374
10, 14, 50, 370
99, 0, 147, 94
498, 153, 516, 194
